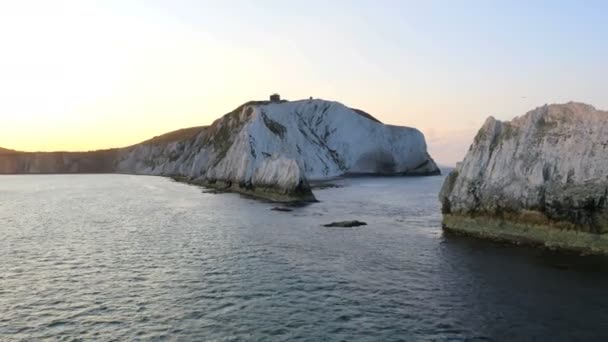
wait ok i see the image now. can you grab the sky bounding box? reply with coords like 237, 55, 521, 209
0, 0, 606, 165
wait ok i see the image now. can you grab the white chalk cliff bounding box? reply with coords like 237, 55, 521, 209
116, 99, 439, 200
0, 98, 439, 201
440, 102, 608, 253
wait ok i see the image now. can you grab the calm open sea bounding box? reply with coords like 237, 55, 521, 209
1, 173, 608, 341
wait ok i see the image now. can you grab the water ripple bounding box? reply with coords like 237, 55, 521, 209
1, 174, 608, 341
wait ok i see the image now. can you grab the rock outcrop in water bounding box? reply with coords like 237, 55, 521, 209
440, 102, 608, 254
323, 220, 368, 228
0, 98, 439, 202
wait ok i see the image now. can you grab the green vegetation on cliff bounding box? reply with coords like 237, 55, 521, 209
443, 214, 608, 255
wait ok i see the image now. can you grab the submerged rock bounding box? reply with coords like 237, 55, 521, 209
440, 102, 608, 254
0, 98, 439, 202
271, 207, 294, 212
323, 220, 367, 228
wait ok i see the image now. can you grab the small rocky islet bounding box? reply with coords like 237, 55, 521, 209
270, 207, 294, 212
323, 220, 368, 228
440, 102, 608, 255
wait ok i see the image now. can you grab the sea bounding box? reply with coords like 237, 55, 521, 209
1, 173, 608, 341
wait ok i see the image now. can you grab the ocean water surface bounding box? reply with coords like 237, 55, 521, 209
1, 173, 608, 341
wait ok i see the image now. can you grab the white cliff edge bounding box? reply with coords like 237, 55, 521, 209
440, 102, 608, 254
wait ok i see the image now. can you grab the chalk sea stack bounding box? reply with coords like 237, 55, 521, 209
0, 98, 439, 202
440, 102, 608, 254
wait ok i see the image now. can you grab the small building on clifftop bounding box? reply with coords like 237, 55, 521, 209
270, 93, 281, 102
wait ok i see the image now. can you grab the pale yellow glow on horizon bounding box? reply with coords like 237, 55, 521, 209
0, 2, 259, 151
2, 1, 606, 165
0, 1, 484, 163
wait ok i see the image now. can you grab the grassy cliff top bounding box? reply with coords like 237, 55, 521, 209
138, 126, 206, 145
0, 147, 18, 154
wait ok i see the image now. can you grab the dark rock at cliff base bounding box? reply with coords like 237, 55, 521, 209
202, 189, 224, 194
323, 220, 367, 228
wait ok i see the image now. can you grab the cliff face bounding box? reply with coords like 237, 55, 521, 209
440, 102, 608, 253
116, 100, 438, 176
0, 98, 439, 202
